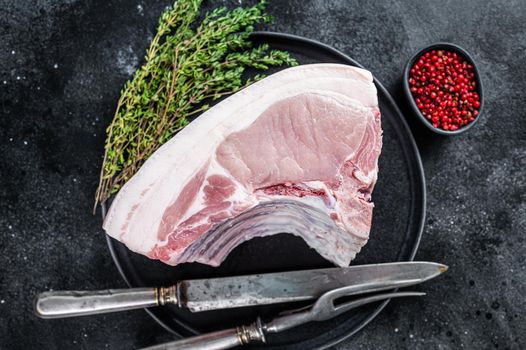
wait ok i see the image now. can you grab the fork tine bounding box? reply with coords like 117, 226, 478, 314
267, 291, 426, 333
314, 291, 425, 321
280, 277, 428, 317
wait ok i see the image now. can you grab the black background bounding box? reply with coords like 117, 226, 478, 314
1, 1, 525, 349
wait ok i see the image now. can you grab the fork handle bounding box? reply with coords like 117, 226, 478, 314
141, 319, 266, 350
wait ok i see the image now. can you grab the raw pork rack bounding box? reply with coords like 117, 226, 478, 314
103, 64, 382, 267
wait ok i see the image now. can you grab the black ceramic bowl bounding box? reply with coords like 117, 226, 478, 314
403, 42, 484, 136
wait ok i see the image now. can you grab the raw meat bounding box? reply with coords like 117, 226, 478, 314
103, 63, 382, 267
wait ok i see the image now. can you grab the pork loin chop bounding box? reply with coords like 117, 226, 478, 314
103, 63, 382, 267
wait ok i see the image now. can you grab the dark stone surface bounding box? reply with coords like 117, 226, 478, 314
0, 0, 524, 349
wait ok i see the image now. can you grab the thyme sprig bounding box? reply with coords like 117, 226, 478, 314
95, 0, 296, 208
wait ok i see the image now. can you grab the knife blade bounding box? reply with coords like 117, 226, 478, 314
35, 261, 446, 318
182, 261, 445, 311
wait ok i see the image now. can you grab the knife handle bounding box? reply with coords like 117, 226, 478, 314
141, 318, 266, 350
34, 286, 178, 318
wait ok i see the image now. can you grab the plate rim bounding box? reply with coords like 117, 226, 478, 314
103, 31, 427, 349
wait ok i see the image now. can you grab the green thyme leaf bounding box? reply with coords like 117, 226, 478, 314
95, 0, 297, 208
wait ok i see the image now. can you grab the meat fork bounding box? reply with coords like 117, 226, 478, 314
141, 286, 425, 350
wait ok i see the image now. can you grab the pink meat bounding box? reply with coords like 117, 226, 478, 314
103, 64, 382, 267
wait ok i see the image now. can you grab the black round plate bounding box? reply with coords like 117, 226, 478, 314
104, 32, 426, 349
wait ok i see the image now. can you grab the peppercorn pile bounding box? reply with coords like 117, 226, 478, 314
408, 50, 480, 131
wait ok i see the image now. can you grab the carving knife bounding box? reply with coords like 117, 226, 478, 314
35, 261, 447, 318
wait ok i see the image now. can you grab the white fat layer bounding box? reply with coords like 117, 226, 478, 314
103, 64, 377, 254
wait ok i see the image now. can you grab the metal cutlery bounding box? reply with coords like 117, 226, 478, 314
141, 287, 426, 350
35, 261, 446, 318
